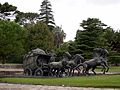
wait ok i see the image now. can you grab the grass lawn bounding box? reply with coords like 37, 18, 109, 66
0, 66, 119, 88
0, 75, 120, 88
95, 66, 120, 73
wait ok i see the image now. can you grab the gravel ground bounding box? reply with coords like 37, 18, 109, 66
0, 83, 119, 90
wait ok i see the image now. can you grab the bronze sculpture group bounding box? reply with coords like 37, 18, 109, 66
23, 48, 109, 77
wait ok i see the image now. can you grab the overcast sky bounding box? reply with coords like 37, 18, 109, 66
1, 0, 120, 41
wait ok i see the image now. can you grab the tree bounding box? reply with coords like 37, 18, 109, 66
103, 27, 120, 65
54, 26, 66, 48
15, 12, 39, 26
0, 20, 26, 64
104, 27, 120, 52
109, 51, 120, 66
39, 0, 55, 29
0, 2, 17, 20
25, 21, 54, 51
80, 18, 107, 31
74, 18, 108, 58
110, 31, 120, 52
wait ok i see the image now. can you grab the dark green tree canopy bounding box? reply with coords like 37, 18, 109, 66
39, 0, 55, 27
0, 2, 17, 20
0, 20, 26, 64
110, 31, 120, 52
80, 18, 107, 31
74, 18, 109, 58
25, 22, 54, 51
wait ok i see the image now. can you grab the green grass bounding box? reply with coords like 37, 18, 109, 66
0, 66, 119, 88
95, 66, 120, 73
0, 75, 120, 88
107, 66, 120, 72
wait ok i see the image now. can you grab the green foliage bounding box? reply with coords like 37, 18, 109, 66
80, 18, 107, 31
39, 0, 55, 28
109, 51, 120, 66
110, 31, 120, 52
15, 12, 39, 26
74, 18, 109, 58
68, 41, 82, 55
25, 22, 54, 51
55, 42, 69, 57
0, 20, 26, 64
0, 2, 17, 20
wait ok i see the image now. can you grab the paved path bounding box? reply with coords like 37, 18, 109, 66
0, 83, 119, 90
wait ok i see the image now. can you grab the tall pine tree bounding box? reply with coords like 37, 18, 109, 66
39, 0, 55, 29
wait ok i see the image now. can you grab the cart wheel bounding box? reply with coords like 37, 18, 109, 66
24, 68, 32, 76
34, 68, 43, 76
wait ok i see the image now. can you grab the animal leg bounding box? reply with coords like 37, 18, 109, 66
85, 67, 90, 75
91, 66, 96, 75
69, 68, 73, 76
48, 68, 53, 76
104, 61, 109, 72
101, 63, 106, 74
72, 69, 74, 76
82, 68, 85, 75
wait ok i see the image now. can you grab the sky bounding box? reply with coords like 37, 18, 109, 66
0, 0, 120, 41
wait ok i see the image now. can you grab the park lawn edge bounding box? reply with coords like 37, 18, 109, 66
0, 75, 120, 88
